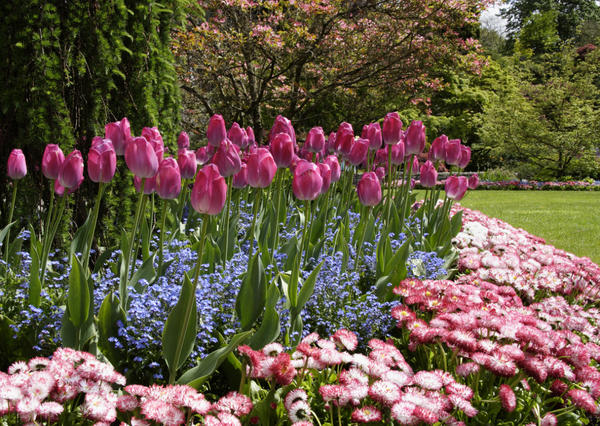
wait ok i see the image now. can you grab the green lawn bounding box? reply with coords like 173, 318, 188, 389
418, 190, 600, 265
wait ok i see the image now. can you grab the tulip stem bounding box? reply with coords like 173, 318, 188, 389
223, 177, 233, 265
158, 199, 168, 271
274, 170, 283, 251
302, 200, 313, 268
123, 178, 146, 307
354, 206, 370, 273
177, 178, 189, 228
40, 194, 67, 288
82, 183, 105, 271
191, 215, 209, 288
401, 155, 415, 232
386, 148, 393, 225
247, 188, 262, 262
3, 180, 18, 269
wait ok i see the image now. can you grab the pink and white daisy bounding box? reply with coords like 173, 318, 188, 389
351, 405, 382, 423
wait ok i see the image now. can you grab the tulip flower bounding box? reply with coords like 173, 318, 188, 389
191, 164, 227, 215
445, 176, 468, 201
357, 172, 382, 206
177, 131, 190, 150
361, 124, 369, 138
335, 122, 353, 142
247, 148, 277, 188
324, 155, 341, 182
228, 122, 249, 149
246, 126, 255, 146
405, 120, 426, 155
42, 144, 65, 180
125, 136, 159, 178
142, 127, 164, 163
134, 176, 156, 194
375, 148, 387, 166
458, 146, 471, 169
195, 146, 213, 166
382, 112, 403, 145
7, 149, 27, 180
429, 135, 447, 162
336, 129, 355, 157
445, 139, 462, 166
177, 149, 198, 180
270, 115, 296, 145
292, 160, 323, 201
88, 138, 116, 183
375, 166, 386, 182
105, 117, 131, 155
232, 163, 248, 189
419, 160, 438, 188
347, 138, 369, 166
54, 179, 65, 196
270, 133, 295, 168
155, 158, 182, 199
326, 132, 337, 154
207, 114, 227, 147
211, 139, 241, 177
468, 173, 479, 189
59, 150, 84, 190
305, 127, 325, 153
367, 123, 382, 151
390, 142, 405, 165
318, 162, 332, 194
412, 156, 420, 172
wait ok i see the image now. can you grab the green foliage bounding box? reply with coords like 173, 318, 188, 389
515, 10, 561, 56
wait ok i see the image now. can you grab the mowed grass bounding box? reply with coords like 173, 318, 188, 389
416, 190, 600, 265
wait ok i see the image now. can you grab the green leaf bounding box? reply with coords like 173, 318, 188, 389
129, 252, 157, 292
282, 235, 298, 273
28, 234, 41, 308
235, 253, 267, 331
177, 331, 252, 387
449, 210, 463, 238
162, 273, 198, 373
67, 256, 90, 328
375, 275, 392, 301
70, 211, 92, 261
119, 233, 130, 309
0, 221, 16, 246
293, 259, 324, 314
141, 215, 151, 261
93, 248, 113, 274
97, 292, 127, 366
249, 284, 281, 349
219, 213, 238, 261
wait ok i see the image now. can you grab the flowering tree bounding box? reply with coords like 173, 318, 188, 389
174, 0, 492, 140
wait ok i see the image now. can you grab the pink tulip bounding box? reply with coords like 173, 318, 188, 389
411, 156, 419, 172
347, 138, 369, 166
336, 129, 355, 157
207, 114, 227, 147
367, 123, 382, 151
195, 146, 213, 166
233, 163, 248, 189
375, 166, 386, 182
445, 176, 468, 201
142, 127, 164, 163
247, 148, 277, 188
429, 135, 447, 162
54, 179, 66, 196
405, 120, 426, 155
7, 149, 27, 180
357, 172, 382, 206
304, 127, 325, 153
318, 162, 332, 194
390, 142, 405, 165
270, 115, 296, 145
361, 124, 369, 138
59, 150, 84, 190
270, 133, 295, 168
105, 117, 131, 156
468, 173, 479, 189
212, 139, 242, 177
178, 149, 197, 180
246, 126, 255, 146
88, 138, 116, 183
155, 158, 182, 199
42, 144, 65, 180
134, 175, 156, 194
445, 139, 462, 166
191, 164, 227, 215
125, 136, 159, 178
324, 155, 341, 182
228, 122, 249, 149
458, 146, 471, 169
419, 161, 437, 188
375, 148, 387, 166
177, 131, 190, 149
335, 122, 353, 142
292, 160, 323, 201
326, 132, 337, 154
382, 112, 403, 145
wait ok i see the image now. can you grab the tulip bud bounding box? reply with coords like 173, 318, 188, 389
305, 127, 325, 153
357, 172, 382, 206
336, 122, 353, 141
195, 146, 213, 166
178, 149, 198, 180
458, 146, 471, 169
88, 138, 116, 183
155, 158, 182, 199
207, 114, 227, 147
324, 155, 341, 182
367, 123, 382, 151
375, 148, 387, 166
233, 163, 248, 189
54, 179, 66, 196
7, 149, 27, 180
191, 163, 227, 215
326, 132, 337, 154
212, 139, 242, 177
228, 122, 249, 149
405, 121, 426, 155
429, 135, 447, 162
292, 160, 323, 201
142, 127, 164, 163
125, 136, 159, 178
412, 156, 419, 172
347, 138, 369, 166
375, 166, 386, 182
318, 162, 332, 194
382, 112, 403, 145
468, 173, 479, 189
134, 175, 156, 194
445, 176, 468, 201
270, 133, 295, 168
246, 126, 255, 146
390, 143, 405, 165
42, 144, 65, 180
59, 150, 84, 190
247, 148, 277, 188
177, 131, 190, 150
105, 117, 131, 156
336, 129, 355, 156
419, 161, 437, 188
270, 115, 296, 144
445, 139, 462, 166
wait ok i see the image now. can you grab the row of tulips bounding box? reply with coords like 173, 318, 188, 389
3, 110, 475, 389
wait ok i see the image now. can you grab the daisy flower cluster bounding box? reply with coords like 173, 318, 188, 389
453, 207, 600, 303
